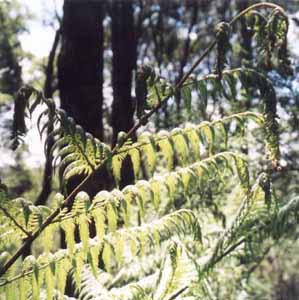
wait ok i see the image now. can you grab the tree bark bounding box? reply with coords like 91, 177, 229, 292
111, 0, 137, 188
111, 0, 136, 147
58, 0, 104, 140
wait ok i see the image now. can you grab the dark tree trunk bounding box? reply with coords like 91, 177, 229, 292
110, 0, 137, 188
58, 0, 111, 199
111, 0, 136, 147
58, 0, 104, 140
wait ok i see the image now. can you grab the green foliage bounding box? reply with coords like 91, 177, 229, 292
0, 3, 297, 300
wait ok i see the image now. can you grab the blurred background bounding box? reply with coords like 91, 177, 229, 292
0, 1, 299, 299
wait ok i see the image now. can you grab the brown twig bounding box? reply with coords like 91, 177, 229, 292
0, 206, 31, 237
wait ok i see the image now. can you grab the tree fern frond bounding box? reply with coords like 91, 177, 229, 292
113, 111, 264, 184
10, 88, 112, 186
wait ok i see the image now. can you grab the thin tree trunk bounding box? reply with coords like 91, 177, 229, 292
111, 0, 136, 147
58, 0, 104, 140
111, 0, 137, 188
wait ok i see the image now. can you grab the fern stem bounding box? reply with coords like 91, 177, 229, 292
230, 2, 284, 25
0, 205, 31, 237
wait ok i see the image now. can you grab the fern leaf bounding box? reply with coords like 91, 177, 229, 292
171, 128, 189, 165
233, 155, 249, 190
114, 232, 125, 265
139, 132, 157, 174
107, 202, 118, 233
185, 124, 201, 160
112, 154, 125, 187
154, 242, 198, 300
19, 277, 26, 300
102, 241, 113, 273
128, 148, 141, 180
56, 258, 71, 299
150, 179, 161, 211
182, 85, 192, 113
23, 256, 40, 300
199, 122, 215, 156
157, 131, 174, 170
91, 207, 106, 243
45, 255, 55, 300
88, 243, 101, 278
61, 219, 76, 257
72, 252, 84, 288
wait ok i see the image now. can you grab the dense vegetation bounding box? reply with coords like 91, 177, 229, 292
0, 1, 298, 300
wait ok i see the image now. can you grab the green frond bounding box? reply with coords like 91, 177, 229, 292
113, 111, 264, 184
3, 6, 294, 299
139, 132, 157, 175
154, 242, 198, 300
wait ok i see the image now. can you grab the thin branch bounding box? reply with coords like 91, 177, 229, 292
0, 206, 31, 237
167, 286, 189, 300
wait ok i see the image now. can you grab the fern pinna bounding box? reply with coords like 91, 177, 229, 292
0, 3, 297, 300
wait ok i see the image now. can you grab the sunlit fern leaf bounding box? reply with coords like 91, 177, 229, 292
150, 178, 162, 211
44, 254, 55, 300
107, 202, 118, 233
112, 153, 125, 187
61, 219, 76, 257
72, 252, 85, 289
27, 205, 51, 233
136, 180, 153, 211
138, 132, 157, 175
171, 128, 189, 166
184, 124, 201, 161
18, 276, 26, 300
156, 130, 175, 171
178, 168, 196, 195
43, 224, 55, 254
123, 185, 145, 222
153, 242, 198, 300
90, 207, 106, 243
165, 173, 180, 205
23, 256, 40, 300
56, 258, 72, 300
102, 241, 113, 273
120, 188, 133, 227
128, 148, 141, 180
198, 122, 215, 156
